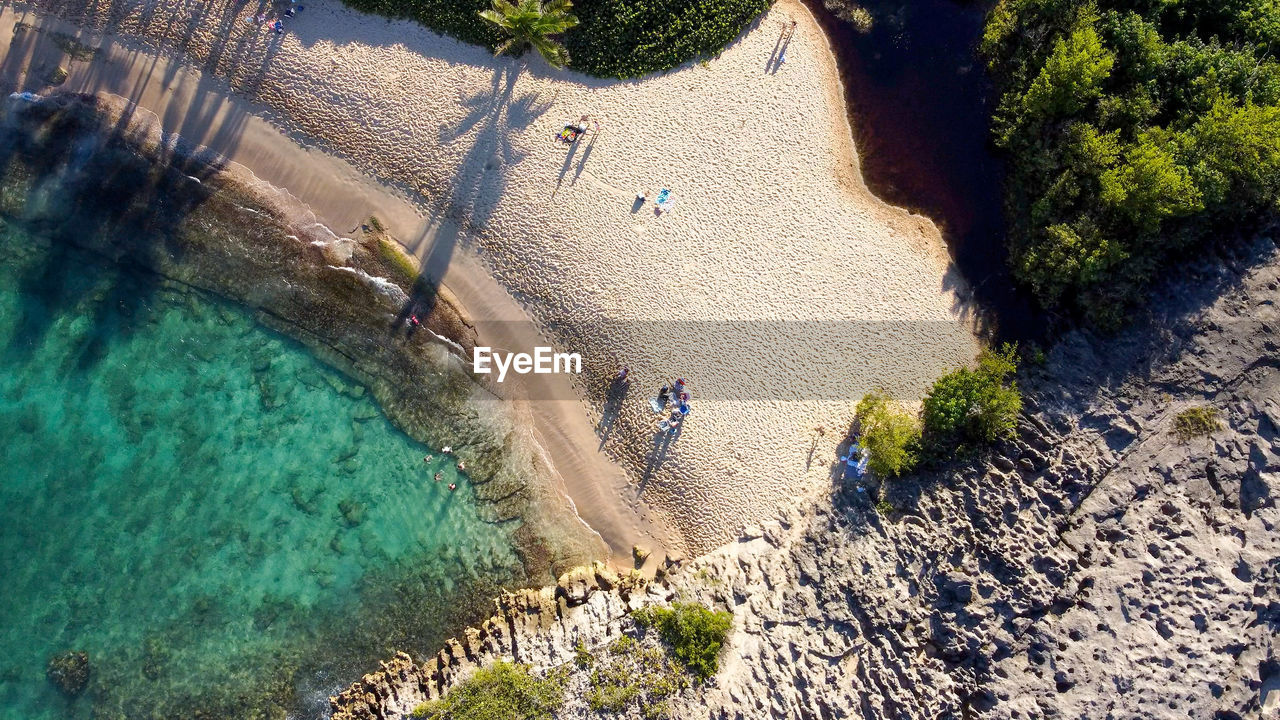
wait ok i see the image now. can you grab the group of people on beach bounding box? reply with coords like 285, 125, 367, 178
243, 0, 302, 35
652, 376, 691, 435
422, 445, 463, 491
610, 366, 691, 436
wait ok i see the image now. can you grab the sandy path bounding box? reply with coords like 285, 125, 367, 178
5, 0, 981, 553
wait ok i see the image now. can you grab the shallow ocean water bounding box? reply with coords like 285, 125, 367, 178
0, 218, 520, 719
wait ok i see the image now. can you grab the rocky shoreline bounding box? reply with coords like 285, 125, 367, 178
0, 90, 605, 581
330, 237, 1279, 718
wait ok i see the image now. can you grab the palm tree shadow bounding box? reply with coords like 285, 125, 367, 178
0, 95, 222, 371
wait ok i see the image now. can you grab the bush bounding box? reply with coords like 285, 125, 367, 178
1172, 405, 1220, 441
922, 344, 1021, 448
632, 603, 733, 681
339, 0, 772, 78
983, 0, 1280, 324
410, 661, 565, 720
855, 390, 921, 478
585, 635, 687, 718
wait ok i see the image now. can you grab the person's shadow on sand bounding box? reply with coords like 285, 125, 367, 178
596, 376, 630, 449
638, 419, 683, 494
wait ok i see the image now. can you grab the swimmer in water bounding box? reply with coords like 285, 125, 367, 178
457, 461, 466, 471
423, 455, 432, 463
434, 472, 442, 482
448, 483, 457, 491
442, 445, 453, 453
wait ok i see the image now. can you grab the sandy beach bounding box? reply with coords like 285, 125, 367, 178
2, 0, 980, 554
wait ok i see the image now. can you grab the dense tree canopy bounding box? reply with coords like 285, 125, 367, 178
984, 0, 1280, 324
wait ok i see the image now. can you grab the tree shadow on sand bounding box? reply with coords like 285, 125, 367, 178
0, 95, 223, 370
393, 63, 550, 324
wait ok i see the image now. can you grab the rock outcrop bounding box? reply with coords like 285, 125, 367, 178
46, 650, 90, 697
331, 237, 1279, 719
330, 563, 664, 719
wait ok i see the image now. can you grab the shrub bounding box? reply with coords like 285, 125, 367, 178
339, 0, 772, 78
984, 0, 1280, 324
562, 0, 772, 78
585, 635, 687, 717
632, 603, 733, 681
410, 661, 565, 720
1172, 405, 1220, 442
922, 344, 1021, 448
855, 390, 921, 478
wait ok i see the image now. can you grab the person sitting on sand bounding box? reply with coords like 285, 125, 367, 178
616, 365, 630, 382
657, 384, 671, 406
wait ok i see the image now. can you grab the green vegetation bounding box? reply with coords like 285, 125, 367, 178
855, 390, 922, 478
1172, 405, 1221, 441
632, 603, 733, 681
874, 499, 893, 515
983, 0, 1280, 325
574, 640, 594, 668
821, 0, 873, 33
585, 635, 688, 718
410, 661, 566, 720
340, 0, 771, 77
922, 344, 1021, 448
562, 0, 772, 78
479, 0, 579, 68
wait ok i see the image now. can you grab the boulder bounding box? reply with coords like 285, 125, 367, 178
556, 566, 597, 606
46, 650, 90, 697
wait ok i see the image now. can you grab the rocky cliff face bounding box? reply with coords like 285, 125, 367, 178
330, 244, 1279, 718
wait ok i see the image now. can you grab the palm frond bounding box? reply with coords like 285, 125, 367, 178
481, 0, 578, 68
493, 36, 520, 56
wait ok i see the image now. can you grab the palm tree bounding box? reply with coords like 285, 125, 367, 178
479, 0, 580, 69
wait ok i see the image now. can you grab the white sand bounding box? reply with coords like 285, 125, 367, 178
5, 0, 981, 554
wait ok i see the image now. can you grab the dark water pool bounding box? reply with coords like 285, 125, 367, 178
803, 0, 1046, 342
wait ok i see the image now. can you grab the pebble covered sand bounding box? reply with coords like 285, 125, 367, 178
13, 0, 980, 552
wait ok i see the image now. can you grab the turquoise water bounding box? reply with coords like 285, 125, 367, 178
0, 219, 521, 719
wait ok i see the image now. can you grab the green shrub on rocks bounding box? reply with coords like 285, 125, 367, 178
410, 661, 566, 719
922, 344, 1022, 449
1172, 405, 1220, 442
585, 635, 687, 718
855, 390, 921, 478
632, 602, 733, 681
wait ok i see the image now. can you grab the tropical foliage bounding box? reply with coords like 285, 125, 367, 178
479, 0, 579, 68
983, 0, 1280, 325
633, 603, 733, 682
410, 662, 566, 720
563, 0, 773, 77
922, 344, 1021, 448
855, 390, 921, 478
341, 0, 771, 77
